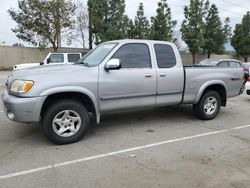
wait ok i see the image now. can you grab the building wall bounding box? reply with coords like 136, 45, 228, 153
0, 46, 240, 69
0, 46, 86, 69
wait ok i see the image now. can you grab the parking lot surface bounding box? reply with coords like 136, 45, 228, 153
1, 71, 250, 188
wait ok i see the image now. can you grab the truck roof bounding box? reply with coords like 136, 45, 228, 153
105, 39, 175, 46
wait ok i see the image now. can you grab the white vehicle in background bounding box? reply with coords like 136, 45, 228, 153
13, 52, 84, 70
243, 62, 250, 94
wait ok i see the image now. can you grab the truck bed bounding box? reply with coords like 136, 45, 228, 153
182, 66, 244, 104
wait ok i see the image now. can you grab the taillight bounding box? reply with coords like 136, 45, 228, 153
247, 77, 250, 82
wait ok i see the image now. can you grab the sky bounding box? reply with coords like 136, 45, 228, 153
0, 0, 249, 48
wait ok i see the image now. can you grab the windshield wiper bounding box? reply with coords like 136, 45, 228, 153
74, 61, 90, 67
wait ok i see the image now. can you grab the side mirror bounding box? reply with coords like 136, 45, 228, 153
104, 59, 121, 71
40, 62, 44, 65
46, 58, 51, 64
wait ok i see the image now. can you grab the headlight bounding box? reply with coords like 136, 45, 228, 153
10, 80, 34, 93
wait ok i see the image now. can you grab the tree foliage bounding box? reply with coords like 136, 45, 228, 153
8, 0, 76, 52
203, 4, 231, 58
130, 3, 150, 39
151, 0, 176, 41
67, 0, 88, 49
223, 17, 232, 43
88, 0, 128, 48
231, 12, 250, 62
127, 19, 136, 39
181, 0, 209, 64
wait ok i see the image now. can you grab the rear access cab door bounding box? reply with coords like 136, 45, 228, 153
153, 42, 185, 106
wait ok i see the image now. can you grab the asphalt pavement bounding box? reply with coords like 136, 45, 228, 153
0, 71, 250, 188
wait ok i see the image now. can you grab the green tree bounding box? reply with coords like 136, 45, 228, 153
127, 19, 136, 39
203, 4, 231, 58
181, 0, 209, 64
231, 12, 250, 62
88, 0, 106, 49
71, 1, 88, 49
223, 17, 232, 43
8, 0, 76, 52
151, 0, 176, 41
133, 3, 150, 39
88, 0, 128, 47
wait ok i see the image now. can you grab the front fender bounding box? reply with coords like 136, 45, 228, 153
194, 80, 227, 104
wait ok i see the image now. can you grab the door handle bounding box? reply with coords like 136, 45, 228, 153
145, 74, 153, 78
160, 73, 166, 77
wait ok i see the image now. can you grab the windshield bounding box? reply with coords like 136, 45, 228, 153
199, 59, 219, 66
76, 43, 118, 66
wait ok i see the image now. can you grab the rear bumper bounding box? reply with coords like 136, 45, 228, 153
1, 90, 46, 123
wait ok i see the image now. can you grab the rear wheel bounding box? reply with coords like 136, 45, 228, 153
42, 100, 90, 144
193, 90, 221, 120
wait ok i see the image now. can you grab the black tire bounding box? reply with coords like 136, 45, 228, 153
42, 99, 90, 145
193, 90, 221, 120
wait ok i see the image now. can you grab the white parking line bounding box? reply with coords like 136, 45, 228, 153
1, 124, 250, 180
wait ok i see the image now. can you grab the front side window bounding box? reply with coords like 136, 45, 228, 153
49, 54, 64, 63
112, 43, 151, 68
68, 54, 81, 62
154, 44, 176, 68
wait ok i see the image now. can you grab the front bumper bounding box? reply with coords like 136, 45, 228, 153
2, 89, 46, 123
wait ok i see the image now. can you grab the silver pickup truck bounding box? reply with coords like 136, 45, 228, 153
2, 39, 245, 144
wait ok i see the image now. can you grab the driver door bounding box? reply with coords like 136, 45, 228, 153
98, 43, 157, 113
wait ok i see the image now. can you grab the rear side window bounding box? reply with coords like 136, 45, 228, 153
154, 44, 176, 68
112, 43, 151, 68
49, 54, 64, 63
68, 54, 81, 62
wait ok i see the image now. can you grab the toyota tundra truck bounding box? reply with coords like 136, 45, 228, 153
2, 39, 245, 144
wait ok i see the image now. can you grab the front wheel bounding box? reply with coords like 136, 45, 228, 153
42, 100, 90, 145
193, 90, 221, 120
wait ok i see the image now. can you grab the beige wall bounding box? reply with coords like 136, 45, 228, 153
0, 46, 240, 69
0, 46, 86, 69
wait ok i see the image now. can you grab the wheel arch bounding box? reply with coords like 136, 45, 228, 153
40, 87, 100, 123
195, 81, 227, 107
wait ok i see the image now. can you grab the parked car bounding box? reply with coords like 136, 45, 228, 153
198, 59, 249, 78
2, 39, 245, 144
243, 62, 250, 95
243, 62, 250, 67
13, 52, 84, 70
198, 59, 244, 67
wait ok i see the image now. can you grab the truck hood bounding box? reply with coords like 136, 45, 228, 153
13, 64, 86, 76
7, 64, 98, 97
